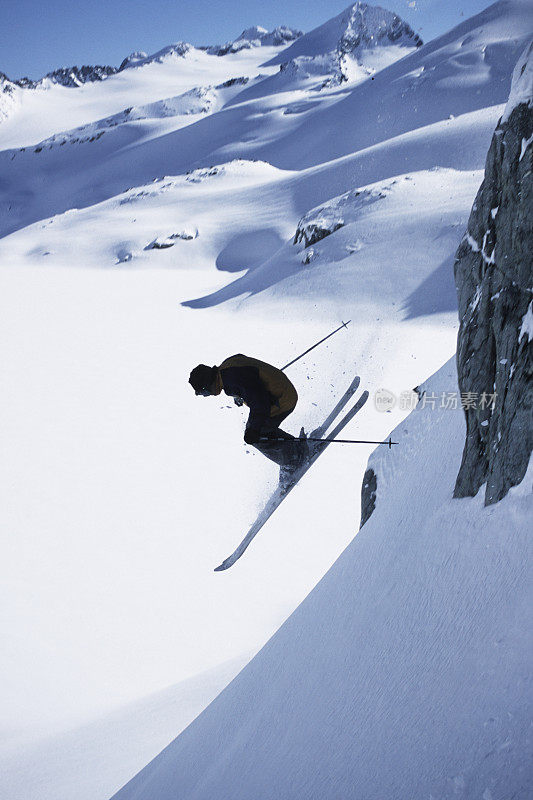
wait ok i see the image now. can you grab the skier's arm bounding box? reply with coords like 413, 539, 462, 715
221, 366, 272, 432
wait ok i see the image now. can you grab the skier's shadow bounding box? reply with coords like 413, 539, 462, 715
215, 229, 284, 273
183, 230, 298, 308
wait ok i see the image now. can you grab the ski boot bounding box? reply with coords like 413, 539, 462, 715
279, 428, 310, 493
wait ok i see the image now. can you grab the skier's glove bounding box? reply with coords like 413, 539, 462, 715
244, 428, 261, 444
234, 397, 244, 407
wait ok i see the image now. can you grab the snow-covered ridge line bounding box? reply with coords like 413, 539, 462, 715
15, 78, 257, 155
1, 23, 300, 90
206, 26, 303, 56
9, 65, 119, 89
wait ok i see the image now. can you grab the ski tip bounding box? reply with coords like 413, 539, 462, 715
349, 375, 360, 393
214, 561, 230, 572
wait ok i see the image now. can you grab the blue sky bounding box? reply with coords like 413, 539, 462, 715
3, 0, 492, 79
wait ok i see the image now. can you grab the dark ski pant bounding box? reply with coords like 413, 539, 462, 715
251, 412, 304, 468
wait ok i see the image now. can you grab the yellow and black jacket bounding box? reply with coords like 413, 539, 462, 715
217, 354, 298, 431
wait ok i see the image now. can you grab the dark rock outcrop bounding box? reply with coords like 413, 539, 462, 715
453, 42, 533, 505
13, 65, 117, 89
293, 221, 343, 248
360, 468, 377, 528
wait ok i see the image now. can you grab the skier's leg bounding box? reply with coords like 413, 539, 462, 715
253, 414, 307, 468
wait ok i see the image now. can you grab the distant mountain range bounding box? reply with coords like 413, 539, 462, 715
1, 2, 421, 91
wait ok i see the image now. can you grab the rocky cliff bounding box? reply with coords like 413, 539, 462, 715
453, 41, 532, 505
360, 41, 532, 526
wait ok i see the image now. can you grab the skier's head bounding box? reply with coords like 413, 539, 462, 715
189, 364, 218, 396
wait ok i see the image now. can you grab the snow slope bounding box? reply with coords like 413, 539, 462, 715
0, 656, 251, 800
0, 2, 531, 798
111, 358, 533, 800
0, 45, 282, 150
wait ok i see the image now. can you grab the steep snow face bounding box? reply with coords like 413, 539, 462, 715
502, 37, 533, 122
110, 358, 532, 800
264, 1, 422, 68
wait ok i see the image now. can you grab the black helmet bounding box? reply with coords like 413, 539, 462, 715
189, 364, 217, 395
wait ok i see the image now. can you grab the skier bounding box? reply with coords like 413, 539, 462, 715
188, 354, 308, 475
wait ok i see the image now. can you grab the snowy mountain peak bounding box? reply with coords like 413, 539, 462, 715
208, 25, 302, 56
239, 26, 269, 41
0, 71, 16, 90
118, 51, 148, 71
265, 1, 422, 69
118, 43, 192, 70
337, 1, 423, 53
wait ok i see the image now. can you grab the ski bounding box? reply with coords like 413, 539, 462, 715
214, 388, 369, 571
310, 375, 360, 439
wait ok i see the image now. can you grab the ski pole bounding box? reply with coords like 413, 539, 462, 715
307, 436, 398, 449
281, 320, 351, 371
270, 436, 398, 448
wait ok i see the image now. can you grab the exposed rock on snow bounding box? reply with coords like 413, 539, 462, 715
149, 230, 198, 248
294, 220, 343, 247
116, 248, 133, 263
453, 42, 533, 505
150, 238, 175, 249
293, 185, 387, 247
171, 229, 197, 241
215, 76, 249, 89
301, 247, 318, 264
